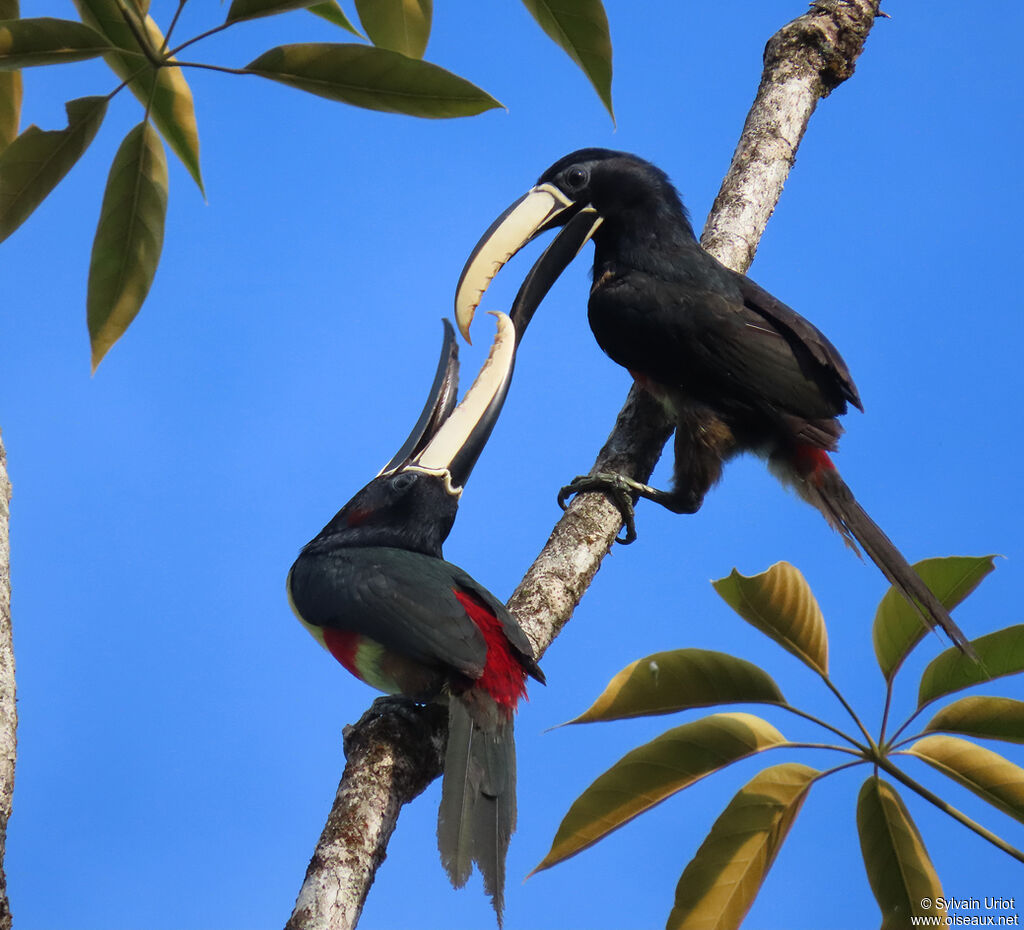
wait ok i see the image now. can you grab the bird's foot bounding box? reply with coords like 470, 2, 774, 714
347, 694, 424, 733
557, 472, 642, 545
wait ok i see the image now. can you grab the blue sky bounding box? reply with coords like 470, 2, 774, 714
3, 1, 1023, 928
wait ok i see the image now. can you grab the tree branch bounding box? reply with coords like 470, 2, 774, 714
285, 2, 883, 927
0, 431, 16, 930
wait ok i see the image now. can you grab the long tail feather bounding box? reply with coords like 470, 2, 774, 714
438, 699, 477, 890
786, 455, 975, 657
438, 699, 517, 926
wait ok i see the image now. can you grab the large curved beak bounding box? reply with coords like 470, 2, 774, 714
376, 319, 460, 477
455, 183, 601, 345
381, 312, 516, 495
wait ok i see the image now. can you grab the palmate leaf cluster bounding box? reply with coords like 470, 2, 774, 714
537, 557, 1024, 929
0, 0, 613, 369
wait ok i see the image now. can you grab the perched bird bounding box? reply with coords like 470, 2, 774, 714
287, 314, 544, 924
455, 147, 971, 654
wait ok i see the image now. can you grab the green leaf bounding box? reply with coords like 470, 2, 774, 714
918, 625, 1024, 710
0, 17, 114, 69
354, 0, 430, 58
0, 95, 107, 243
72, 0, 204, 195
519, 0, 612, 118
308, 1, 362, 34
713, 562, 828, 676
0, 2, 19, 154
567, 649, 785, 724
0, 68, 18, 155
857, 776, 945, 929
87, 121, 168, 371
246, 43, 500, 118
534, 713, 786, 872
908, 735, 1024, 825
668, 763, 819, 930
874, 555, 996, 681
923, 696, 1024, 744
226, 0, 320, 23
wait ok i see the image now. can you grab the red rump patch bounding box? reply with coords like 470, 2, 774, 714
453, 589, 529, 716
792, 445, 836, 485
322, 628, 365, 681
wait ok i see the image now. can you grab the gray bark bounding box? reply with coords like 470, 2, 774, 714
285, 2, 883, 927
0, 431, 15, 930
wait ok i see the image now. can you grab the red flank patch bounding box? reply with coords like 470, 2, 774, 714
453, 589, 528, 715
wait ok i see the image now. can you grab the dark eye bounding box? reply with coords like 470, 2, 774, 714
565, 165, 589, 190
390, 472, 417, 492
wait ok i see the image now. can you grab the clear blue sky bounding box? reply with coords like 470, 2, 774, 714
3, 2, 1022, 928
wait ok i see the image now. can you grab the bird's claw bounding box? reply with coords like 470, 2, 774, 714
557, 473, 639, 545
363, 694, 424, 726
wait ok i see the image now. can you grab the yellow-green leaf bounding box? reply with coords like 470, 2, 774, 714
668, 763, 819, 930
227, 0, 319, 23
713, 562, 828, 676
857, 776, 945, 929
568, 649, 785, 724
534, 713, 786, 872
87, 121, 167, 371
908, 735, 1024, 825
354, 0, 430, 58
246, 43, 499, 118
308, 1, 362, 34
0, 17, 114, 69
874, 555, 996, 682
72, 0, 203, 195
918, 625, 1024, 710
519, 0, 612, 119
924, 696, 1024, 744
0, 2, 18, 153
0, 95, 107, 243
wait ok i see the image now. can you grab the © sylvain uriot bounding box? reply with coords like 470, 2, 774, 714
455, 147, 971, 655
287, 313, 544, 924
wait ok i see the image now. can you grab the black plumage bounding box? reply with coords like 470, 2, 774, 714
456, 148, 972, 655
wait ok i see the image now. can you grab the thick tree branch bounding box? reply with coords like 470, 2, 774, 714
0, 431, 15, 930
285, 2, 882, 927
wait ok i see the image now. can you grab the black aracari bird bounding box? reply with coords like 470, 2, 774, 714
287, 313, 543, 924
454, 148, 971, 655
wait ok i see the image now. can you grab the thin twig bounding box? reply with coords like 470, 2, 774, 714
161, 0, 189, 54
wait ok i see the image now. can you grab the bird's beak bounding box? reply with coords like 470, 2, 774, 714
376, 318, 460, 477
455, 183, 602, 345
380, 312, 516, 494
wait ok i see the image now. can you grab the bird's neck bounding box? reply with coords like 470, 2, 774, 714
592, 206, 699, 280
306, 517, 448, 560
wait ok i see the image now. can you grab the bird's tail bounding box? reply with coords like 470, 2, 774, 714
778, 446, 975, 657
438, 697, 516, 927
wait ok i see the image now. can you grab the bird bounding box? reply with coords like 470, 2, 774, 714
287, 313, 544, 925
454, 147, 972, 655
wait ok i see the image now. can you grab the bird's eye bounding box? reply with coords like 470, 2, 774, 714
390, 472, 417, 492
565, 165, 589, 190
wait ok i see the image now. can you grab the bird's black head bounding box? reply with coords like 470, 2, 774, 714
306, 469, 458, 558
297, 313, 515, 561
536, 148, 693, 240
456, 149, 694, 342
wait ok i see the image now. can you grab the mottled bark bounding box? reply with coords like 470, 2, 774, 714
285, 703, 446, 930
285, 2, 883, 927
0, 432, 15, 930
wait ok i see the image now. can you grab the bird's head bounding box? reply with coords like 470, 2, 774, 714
305, 313, 515, 558
455, 149, 693, 342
